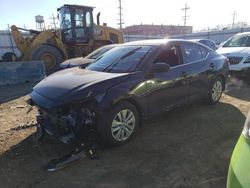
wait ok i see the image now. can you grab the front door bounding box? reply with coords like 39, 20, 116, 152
145, 44, 191, 117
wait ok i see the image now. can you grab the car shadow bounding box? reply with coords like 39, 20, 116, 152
224, 77, 250, 101
0, 102, 247, 188
0, 82, 37, 103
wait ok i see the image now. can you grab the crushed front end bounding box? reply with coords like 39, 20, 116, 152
36, 105, 96, 144
28, 97, 100, 171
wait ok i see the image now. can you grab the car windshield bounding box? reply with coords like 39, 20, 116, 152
86, 46, 114, 60
223, 35, 250, 47
86, 46, 152, 73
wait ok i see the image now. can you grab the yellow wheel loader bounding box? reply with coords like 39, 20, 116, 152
10, 4, 123, 74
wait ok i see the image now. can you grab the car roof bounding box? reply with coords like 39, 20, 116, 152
190, 39, 215, 43
122, 39, 196, 46
235, 32, 250, 37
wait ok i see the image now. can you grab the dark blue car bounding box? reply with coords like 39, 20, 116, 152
30, 39, 229, 146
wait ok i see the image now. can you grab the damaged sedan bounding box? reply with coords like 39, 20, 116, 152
29, 39, 229, 149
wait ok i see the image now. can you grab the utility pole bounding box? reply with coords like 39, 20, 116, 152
181, 3, 190, 26
232, 11, 237, 28
50, 14, 58, 29
117, 0, 124, 30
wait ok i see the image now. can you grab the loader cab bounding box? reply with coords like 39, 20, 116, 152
58, 4, 94, 44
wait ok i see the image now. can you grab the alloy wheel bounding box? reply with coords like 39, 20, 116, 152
111, 109, 136, 142
211, 80, 222, 102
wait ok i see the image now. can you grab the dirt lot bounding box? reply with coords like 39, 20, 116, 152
0, 79, 250, 188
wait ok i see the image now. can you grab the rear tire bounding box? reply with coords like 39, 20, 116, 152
29, 45, 64, 75
206, 77, 224, 105
1, 52, 17, 62
97, 101, 139, 146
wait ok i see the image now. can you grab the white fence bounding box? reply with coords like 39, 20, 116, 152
1, 27, 250, 57
168, 27, 250, 44
0, 30, 21, 57
124, 27, 250, 44
123, 34, 162, 42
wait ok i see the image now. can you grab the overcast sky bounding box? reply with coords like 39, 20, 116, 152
0, 0, 249, 30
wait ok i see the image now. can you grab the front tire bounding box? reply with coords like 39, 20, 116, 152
97, 101, 139, 146
206, 77, 224, 104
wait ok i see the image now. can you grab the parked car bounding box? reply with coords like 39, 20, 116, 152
227, 110, 250, 188
29, 39, 229, 146
216, 32, 250, 77
191, 39, 218, 50
59, 44, 119, 69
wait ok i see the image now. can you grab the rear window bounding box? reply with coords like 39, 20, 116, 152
86, 46, 113, 59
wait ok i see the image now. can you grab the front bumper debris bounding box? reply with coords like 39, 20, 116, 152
33, 104, 99, 171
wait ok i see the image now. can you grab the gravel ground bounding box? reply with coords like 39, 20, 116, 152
0, 79, 249, 188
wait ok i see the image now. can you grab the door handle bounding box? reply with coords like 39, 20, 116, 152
180, 71, 188, 77
209, 63, 215, 68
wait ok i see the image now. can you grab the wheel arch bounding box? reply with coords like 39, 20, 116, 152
218, 74, 226, 91
112, 97, 144, 126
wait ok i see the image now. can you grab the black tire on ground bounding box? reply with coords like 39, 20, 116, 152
97, 101, 139, 146
29, 44, 64, 75
1, 52, 17, 62
206, 77, 224, 105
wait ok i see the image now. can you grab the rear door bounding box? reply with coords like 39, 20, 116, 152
180, 42, 211, 100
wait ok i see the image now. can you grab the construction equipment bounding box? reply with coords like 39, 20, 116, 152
10, 4, 124, 74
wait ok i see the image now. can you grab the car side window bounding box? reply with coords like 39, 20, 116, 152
182, 43, 203, 64
200, 46, 209, 58
208, 41, 216, 49
154, 45, 181, 67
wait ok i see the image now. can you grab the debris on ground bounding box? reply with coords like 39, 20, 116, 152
0, 82, 249, 187
10, 105, 27, 109
9, 121, 37, 131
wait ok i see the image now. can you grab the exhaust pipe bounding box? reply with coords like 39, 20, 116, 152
97, 12, 101, 25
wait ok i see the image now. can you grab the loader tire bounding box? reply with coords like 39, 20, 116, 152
30, 45, 64, 75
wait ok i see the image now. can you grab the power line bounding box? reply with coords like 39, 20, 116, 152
181, 3, 190, 26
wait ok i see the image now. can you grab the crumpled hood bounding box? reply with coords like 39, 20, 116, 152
32, 67, 129, 106
60, 57, 94, 68
216, 47, 250, 55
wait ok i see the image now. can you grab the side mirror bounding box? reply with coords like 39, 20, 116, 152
152, 62, 170, 73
